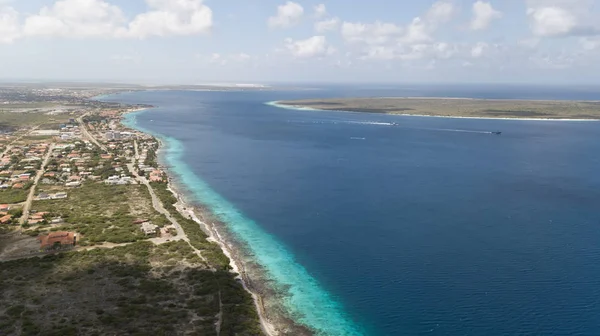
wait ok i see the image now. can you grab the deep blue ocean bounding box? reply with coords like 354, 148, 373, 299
104, 85, 600, 335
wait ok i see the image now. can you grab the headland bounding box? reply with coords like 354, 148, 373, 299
273, 97, 600, 120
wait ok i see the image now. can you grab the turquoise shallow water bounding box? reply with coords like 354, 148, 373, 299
122, 111, 365, 335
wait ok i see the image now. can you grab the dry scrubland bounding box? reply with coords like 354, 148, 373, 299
0, 241, 260, 336
279, 98, 600, 119
0, 181, 262, 336
30, 183, 169, 244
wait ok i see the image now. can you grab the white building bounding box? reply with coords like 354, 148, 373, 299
140, 222, 158, 235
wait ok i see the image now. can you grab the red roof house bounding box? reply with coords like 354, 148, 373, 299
38, 231, 77, 250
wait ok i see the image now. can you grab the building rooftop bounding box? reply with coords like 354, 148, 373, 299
38, 231, 76, 249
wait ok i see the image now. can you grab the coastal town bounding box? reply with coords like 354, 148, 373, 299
0, 85, 265, 336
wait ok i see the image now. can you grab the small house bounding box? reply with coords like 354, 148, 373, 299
51, 193, 68, 199
140, 222, 159, 236
0, 214, 12, 224
37, 193, 51, 200
38, 231, 77, 251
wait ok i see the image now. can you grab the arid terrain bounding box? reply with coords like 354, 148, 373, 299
277, 98, 600, 119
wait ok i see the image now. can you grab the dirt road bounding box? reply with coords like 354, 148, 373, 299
21, 144, 54, 224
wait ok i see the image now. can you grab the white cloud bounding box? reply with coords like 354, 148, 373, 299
526, 1, 600, 37
360, 42, 457, 61
434, 42, 456, 59
125, 0, 213, 38
580, 37, 600, 50
268, 1, 304, 28
207, 53, 228, 66
529, 52, 576, 69
426, 1, 455, 24
471, 42, 488, 58
342, 2, 458, 64
315, 17, 340, 33
0, 5, 20, 43
399, 1, 455, 44
314, 4, 327, 19
401, 18, 431, 44
231, 53, 252, 62
360, 46, 397, 60
470, 1, 502, 30
527, 6, 576, 37
12, 0, 213, 41
283, 35, 335, 58
341, 21, 403, 45
23, 0, 127, 38
197, 52, 253, 66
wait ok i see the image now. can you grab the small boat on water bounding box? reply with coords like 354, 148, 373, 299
492, 131, 502, 135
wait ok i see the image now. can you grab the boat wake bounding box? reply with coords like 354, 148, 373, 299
288, 119, 500, 135
416, 128, 496, 134
288, 119, 397, 126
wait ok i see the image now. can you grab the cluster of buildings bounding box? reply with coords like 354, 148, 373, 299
41, 141, 131, 186
105, 130, 136, 141
27, 210, 64, 225
148, 169, 165, 182
104, 175, 135, 185
0, 143, 50, 190
1, 107, 175, 254
57, 120, 82, 141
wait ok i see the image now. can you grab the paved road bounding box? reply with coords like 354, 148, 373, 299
78, 115, 107, 151
134, 139, 140, 160
21, 144, 54, 224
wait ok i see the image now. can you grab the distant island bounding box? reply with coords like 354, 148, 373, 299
275, 97, 600, 120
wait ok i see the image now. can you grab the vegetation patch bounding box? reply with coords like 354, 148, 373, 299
32, 183, 164, 244
278, 98, 600, 119
481, 109, 552, 117
0, 111, 72, 128
151, 182, 232, 270
0, 241, 262, 336
0, 189, 30, 204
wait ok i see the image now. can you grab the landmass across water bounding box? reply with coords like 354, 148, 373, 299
274, 97, 600, 120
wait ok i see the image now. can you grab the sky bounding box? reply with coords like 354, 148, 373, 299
1, 0, 600, 84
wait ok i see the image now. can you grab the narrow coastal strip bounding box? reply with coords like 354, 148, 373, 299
267, 99, 600, 121
121, 110, 366, 335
